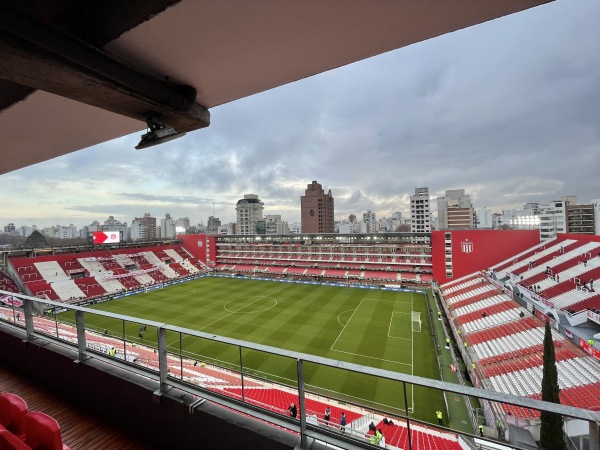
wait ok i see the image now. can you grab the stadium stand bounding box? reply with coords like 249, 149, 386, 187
214, 240, 432, 286
5, 245, 209, 303
440, 236, 600, 421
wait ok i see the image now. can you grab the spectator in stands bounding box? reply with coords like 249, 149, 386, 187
324, 406, 331, 427
590, 279, 594, 290
288, 403, 297, 419
339, 412, 346, 433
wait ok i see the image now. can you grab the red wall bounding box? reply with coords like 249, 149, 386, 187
179, 234, 217, 266
431, 229, 540, 285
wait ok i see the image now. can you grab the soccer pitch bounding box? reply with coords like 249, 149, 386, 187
69, 276, 444, 421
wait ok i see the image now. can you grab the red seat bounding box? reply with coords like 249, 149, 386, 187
0, 394, 28, 440
0, 429, 32, 450
24, 412, 69, 450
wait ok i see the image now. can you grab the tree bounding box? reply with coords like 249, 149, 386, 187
539, 320, 565, 450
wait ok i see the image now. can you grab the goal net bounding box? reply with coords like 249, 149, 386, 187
411, 312, 422, 332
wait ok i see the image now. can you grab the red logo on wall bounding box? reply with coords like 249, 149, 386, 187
461, 240, 473, 253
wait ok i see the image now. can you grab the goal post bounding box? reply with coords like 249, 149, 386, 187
411, 311, 421, 332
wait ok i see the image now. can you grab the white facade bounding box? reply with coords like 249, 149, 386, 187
475, 207, 493, 228
410, 187, 431, 233
42, 224, 78, 239
362, 210, 377, 233
538, 200, 567, 241
160, 214, 176, 239
436, 189, 473, 229
130, 221, 148, 241
265, 215, 290, 234
289, 222, 302, 234
593, 198, 600, 236
236, 194, 264, 235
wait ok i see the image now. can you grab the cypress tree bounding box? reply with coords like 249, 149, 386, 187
539, 320, 564, 450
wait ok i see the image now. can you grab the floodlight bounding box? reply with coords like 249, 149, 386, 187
135, 115, 186, 150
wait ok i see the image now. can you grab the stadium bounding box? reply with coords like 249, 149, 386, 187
0, 1, 599, 450
1, 230, 599, 449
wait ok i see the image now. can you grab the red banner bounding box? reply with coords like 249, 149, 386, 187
579, 338, 600, 360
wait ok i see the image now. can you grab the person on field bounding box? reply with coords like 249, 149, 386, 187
436, 410, 443, 425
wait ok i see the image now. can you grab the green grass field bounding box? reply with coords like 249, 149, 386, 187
61, 276, 445, 421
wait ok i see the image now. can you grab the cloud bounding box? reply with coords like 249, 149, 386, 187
1, 0, 599, 229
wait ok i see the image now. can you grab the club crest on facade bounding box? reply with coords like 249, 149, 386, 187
461, 239, 473, 253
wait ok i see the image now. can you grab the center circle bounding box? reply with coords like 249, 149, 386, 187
224, 296, 277, 314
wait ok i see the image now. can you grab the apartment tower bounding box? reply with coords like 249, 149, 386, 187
300, 181, 334, 233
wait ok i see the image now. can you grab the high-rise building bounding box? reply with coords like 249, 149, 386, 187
362, 210, 377, 233
410, 187, 431, 234
236, 194, 264, 235
176, 217, 191, 231
264, 215, 290, 234
300, 180, 334, 233
160, 214, 176, 239
132, 213, 157, 241
207, 216, 221, 234
475, 207, 493, 228
566, 204, 595, 235
538, 200, 567, 241
437, 189, 473, 229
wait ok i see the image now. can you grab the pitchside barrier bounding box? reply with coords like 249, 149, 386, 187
0, 289, 598, 450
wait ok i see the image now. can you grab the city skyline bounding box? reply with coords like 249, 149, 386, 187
1, 0, 599, 229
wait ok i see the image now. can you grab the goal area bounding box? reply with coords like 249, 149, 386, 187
411, 311, 421, 332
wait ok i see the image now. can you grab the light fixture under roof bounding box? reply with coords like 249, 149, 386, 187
135, 115, 187, 150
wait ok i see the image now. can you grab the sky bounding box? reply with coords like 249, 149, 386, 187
1, 0, 599, 230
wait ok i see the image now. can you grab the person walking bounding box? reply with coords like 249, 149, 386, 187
377, 429, 385, 448
478, 423, 484, 437
324, 406, 331, 427
339, 412, 346, 433
436, 410, 443, 426
445, 338, 450, 348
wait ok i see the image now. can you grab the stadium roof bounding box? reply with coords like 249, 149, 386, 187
0, 0, 551, 175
